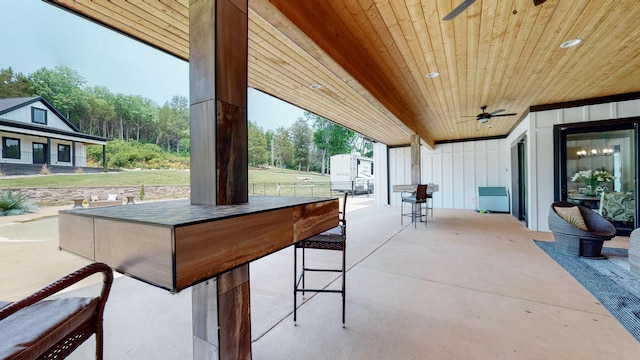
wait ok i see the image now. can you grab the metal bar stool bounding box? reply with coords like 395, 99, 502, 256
401, 184, 428, 227
294, 191, 348, 326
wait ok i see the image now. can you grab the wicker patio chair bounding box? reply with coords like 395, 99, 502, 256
294, 191, 348, 326
548, 201, 616, 258
0, 262, 113, 360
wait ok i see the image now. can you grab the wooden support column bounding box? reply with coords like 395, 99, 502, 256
189, 0, 249, 359
411, 134, 421, 184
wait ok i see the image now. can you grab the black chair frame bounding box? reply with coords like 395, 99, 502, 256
401, 184, 428, 227
294, 191, 347, 326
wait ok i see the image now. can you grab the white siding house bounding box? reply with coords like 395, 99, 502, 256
0, 96, 107, 172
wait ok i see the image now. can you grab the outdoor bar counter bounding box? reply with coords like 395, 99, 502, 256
58, 196, 338, 292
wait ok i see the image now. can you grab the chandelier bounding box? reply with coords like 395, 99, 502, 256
576, 146, 613, 158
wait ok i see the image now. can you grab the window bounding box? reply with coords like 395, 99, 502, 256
555, 119, 638, 236
2, 137, 20, 159
58, 144, 71, 162
32, 107, 47, 125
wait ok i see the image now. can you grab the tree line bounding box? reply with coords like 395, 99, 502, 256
249, 112, 372, 174
1, 66, 188, 153
1, 66, 371, 173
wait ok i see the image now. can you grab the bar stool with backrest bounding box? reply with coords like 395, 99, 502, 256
294, 191, 348, 326
401, 184, 428, 227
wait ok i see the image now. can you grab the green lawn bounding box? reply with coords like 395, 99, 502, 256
0, 168, 331, 189
0, 170, 191, 188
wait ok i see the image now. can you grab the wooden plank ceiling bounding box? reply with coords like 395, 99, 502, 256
44, 0, 640, 148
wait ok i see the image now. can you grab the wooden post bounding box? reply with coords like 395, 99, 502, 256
189, 0, 250, 359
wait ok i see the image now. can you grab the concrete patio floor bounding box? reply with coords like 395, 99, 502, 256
1, 198, 639, 359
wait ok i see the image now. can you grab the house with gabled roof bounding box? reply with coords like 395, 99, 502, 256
0, 96, 107, 175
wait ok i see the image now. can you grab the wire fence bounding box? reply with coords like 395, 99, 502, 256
248, 181, 373, 198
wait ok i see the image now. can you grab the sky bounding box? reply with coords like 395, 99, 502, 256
0, 0, 304, 130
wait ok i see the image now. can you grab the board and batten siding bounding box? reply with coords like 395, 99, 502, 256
388, 139, 510, 209
373, 142, 389, 206
2, 100, 76, 132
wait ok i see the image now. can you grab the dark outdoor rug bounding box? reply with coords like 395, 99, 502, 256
535, 240, 640, 343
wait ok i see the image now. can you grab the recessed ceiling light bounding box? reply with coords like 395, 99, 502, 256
426, 72, 440, 78
560, 38, 582, 49
310, 84, 322, 90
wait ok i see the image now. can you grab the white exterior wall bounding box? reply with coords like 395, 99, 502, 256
2, 101, 76, 132
0, 132, 89, 166
388, 146, 412, 206
421, 139, 510, 210
74, 143, 88, 167
1, 99, 104, 167
388, 139, 509, 208
386, 98, 640, 232
373, 142, 388, 206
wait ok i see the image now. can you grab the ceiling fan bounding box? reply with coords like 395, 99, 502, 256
443, 0, 548, 21
462, 106, 517, 124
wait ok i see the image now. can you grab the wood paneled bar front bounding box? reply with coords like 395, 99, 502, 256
58, 196, 338, 293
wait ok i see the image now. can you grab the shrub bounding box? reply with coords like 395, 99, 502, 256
40, 164, 51, 175
86, 139, 189, 170
140, 184, 145, 201
0, 190, 36, 216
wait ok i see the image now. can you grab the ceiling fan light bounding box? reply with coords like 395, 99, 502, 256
560, 38, 582, 48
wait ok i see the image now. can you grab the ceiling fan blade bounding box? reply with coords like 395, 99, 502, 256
533, 0, 547, 6
490, 113, 517, 117
489, 109, 505, 115
442, 0, 477, 21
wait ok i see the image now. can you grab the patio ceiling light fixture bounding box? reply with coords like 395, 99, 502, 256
560, 38, 583, 49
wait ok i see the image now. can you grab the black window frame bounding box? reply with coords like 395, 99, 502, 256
553, 117, 640, 236
2, 137, 21, 159
32, 107, 47, 125
57, 143, 71, 162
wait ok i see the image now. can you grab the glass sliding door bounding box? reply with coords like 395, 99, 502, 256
555, 119, 638, 235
